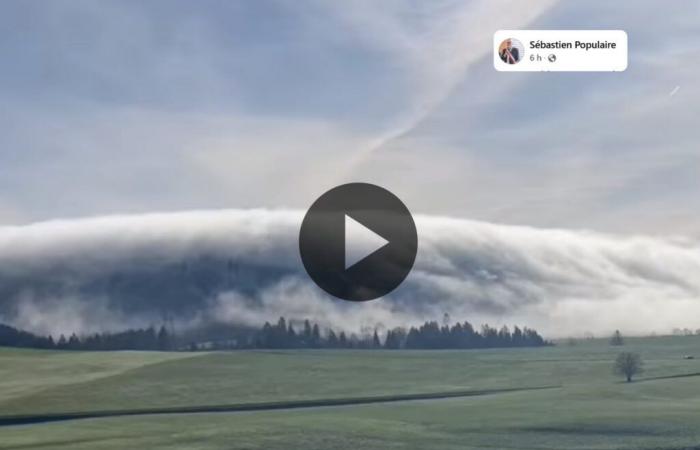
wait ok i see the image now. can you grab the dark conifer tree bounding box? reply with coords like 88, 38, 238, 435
311, 323, 321, 348
372, 330, 381, 348
327, 329, 339, 348
157, 325, 170, 351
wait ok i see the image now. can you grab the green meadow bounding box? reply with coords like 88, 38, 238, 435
1, 335, 700, 449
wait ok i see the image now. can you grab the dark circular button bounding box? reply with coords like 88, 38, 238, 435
299, 183, 417, 302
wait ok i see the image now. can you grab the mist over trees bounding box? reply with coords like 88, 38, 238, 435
0, 317, 549, 351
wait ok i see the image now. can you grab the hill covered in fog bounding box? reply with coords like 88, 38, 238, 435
0, 209, 698, 338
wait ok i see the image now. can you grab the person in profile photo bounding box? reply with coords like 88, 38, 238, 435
499, 38, 521, 64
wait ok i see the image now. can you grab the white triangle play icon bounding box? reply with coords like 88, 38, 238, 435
345, 214, 389, 270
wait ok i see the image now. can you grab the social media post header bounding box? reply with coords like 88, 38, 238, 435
494, 30, 628, 72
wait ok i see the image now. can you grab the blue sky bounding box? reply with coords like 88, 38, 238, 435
1, 0, 698, 236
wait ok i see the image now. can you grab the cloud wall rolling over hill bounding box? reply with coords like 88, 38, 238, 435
0, 209, 698, 338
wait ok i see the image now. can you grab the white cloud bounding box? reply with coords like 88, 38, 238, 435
0, 209, 698, 338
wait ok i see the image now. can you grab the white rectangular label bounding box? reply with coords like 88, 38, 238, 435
494, 30, 628, 72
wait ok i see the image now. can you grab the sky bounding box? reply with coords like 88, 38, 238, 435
1, 0, 698, 235
0, 1, 699, 337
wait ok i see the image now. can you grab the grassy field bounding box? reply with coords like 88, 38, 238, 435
1, 336, 700, 449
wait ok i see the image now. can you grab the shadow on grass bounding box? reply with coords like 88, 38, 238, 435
616, 371, 700, 384
0, 385, 560, 427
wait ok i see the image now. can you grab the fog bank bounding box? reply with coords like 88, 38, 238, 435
0, 209, 698, 338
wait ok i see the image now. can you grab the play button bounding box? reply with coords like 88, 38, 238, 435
299, 183, 417, 302
345, 214, 389, 269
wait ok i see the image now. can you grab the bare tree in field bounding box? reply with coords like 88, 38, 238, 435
614, 352, 643, 382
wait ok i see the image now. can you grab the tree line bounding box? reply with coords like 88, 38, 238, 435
247, 317, 548, 350
0, 323, 171, 351
0, 317, 549, 351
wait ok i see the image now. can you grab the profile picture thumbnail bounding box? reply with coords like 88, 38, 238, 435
499, 38, 524, 64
